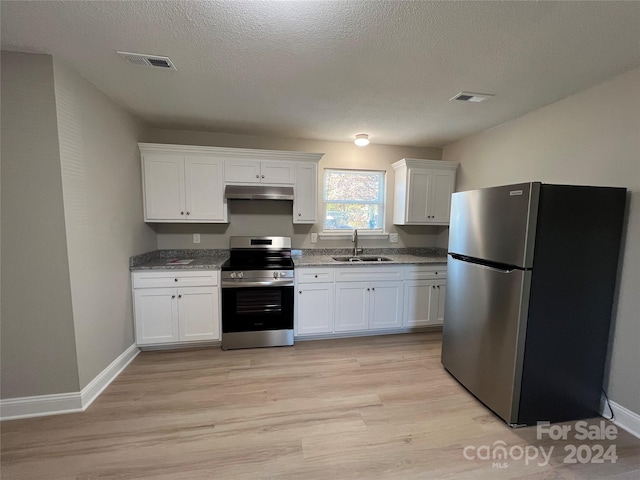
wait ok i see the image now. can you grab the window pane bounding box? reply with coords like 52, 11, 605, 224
325, 170, 382, 202
323, 169, 385, 231
324, 204, 383, 230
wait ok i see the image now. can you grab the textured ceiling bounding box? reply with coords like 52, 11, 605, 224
2, 1, 639, 147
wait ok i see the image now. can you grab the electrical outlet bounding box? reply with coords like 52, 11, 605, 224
389, 233, 398, 243
193, 233, 201, 244
310, 233, 318, 244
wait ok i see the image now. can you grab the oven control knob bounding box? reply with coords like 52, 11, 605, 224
230, 272, 237, 279
273, 271, 281, 279
237, 272, 244, 279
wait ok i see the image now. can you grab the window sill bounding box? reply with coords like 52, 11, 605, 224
318, 232, 389, 240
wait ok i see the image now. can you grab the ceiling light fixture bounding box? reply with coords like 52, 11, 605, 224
354, 134, 370, 147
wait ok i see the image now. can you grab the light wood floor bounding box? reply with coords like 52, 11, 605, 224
2, 332, 639, 479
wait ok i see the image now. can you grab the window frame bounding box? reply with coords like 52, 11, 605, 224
322, 168, 386, 233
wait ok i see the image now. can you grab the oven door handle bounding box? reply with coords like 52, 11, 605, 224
221, 280, 294, 288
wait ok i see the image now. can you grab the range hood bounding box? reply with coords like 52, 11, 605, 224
224, 185, 294, 201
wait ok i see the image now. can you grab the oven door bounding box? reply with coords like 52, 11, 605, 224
221, 285, 294, 333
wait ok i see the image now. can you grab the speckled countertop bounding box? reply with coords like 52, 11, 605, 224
130, 247, 448, 271
293, 247, 448, 267
130, 249, 229, 271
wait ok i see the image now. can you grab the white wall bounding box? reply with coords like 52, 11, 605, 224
0, 52, 80, 397
53, 59, 156, 389
143, 129, 447, 250
443, 67, 640, 414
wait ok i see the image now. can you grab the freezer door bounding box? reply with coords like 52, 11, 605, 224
441, 255, 531, 424
448, 182, 540, 268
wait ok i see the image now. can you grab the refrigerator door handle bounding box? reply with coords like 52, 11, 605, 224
449, 253, 516, 274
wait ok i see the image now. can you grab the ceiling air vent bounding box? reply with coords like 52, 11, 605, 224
117, 51, 176, 70
450, 91, 494, 103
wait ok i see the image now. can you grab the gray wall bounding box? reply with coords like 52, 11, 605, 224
1, 52, 79, 397
53, 59, 156, 389
143, 129, 447, 250
443, 67, 640, 414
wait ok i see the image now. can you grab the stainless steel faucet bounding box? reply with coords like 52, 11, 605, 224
352, 229, 359, 257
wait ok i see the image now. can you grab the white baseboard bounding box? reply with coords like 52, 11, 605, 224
1, 344, 139, 421
607, 400, 640, 439
0, 392, 83, 420
80, 344, 139, 409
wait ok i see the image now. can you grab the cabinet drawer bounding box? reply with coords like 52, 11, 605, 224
132, 270, 219, 288
404, 265, 447, 280
296, 268, 335, 284
334, 267, 404, 282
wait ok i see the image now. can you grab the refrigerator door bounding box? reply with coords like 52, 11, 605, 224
441, 255, 531, 424
448, 182, 540, 268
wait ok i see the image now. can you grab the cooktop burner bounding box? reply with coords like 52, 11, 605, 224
220, 257, 294, 271
222, 236, 294, 271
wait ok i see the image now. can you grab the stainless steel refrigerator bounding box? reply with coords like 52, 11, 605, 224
441, 182, 626, 426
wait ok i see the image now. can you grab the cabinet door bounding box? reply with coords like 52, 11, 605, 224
406, 168, 432, 223
403, 280, 437, 327
432, 281, 447, 325
134, 288, 179, 345
143, 155, 185, 221
178, 286, 220, 342
225, 159, 261, 183
296, 283, 334, 335
334, 282, 369, 332
293, 162, 317, 223
430, 169, 456, 223
369, 281, 403, 330
261, 161, 295, 184
184, 157, 227, 222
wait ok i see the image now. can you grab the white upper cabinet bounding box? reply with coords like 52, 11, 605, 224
143, 154, 186, 221
224, 159, 295, 184
184, 156, 226, 221
139, 143, 323, 224
293, 162, 317, 223
392, 159, 459, 225
141, 146, 227, 223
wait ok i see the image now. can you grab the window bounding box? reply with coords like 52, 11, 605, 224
323, 169, 385, 231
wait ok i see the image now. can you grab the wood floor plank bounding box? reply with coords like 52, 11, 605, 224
1, 332, 638, 479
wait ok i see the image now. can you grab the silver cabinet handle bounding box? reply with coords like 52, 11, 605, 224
256, 174, 259, 178
298, 213, 302, 216
186, 211, 190, 215
180, 211, 184, 215
171, 295, 176, 299
174, 278, 178, 282
261, 175, 265, 178
178, 294, 182, 298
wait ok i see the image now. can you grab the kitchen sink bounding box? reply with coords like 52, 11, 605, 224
332, 256, 392, 262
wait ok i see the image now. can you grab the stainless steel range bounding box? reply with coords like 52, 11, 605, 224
220, 236, 294, 350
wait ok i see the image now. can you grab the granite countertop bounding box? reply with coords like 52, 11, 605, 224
130, 249, 229, 271
293, 247, 448, 267
130, 247, 448, 271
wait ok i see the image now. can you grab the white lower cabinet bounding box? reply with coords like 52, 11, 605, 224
334, 281, 403, 332
296, 283, 334, 335
132, 271, 220, 346
369, 281, 404, 330
295, 268, 334, 336
403, 266, 447, 327
334, 282, 370, 332
295, 264, 445, 338
334, 267, 404, 333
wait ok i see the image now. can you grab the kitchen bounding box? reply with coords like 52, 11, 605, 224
2, 1, 640, 478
